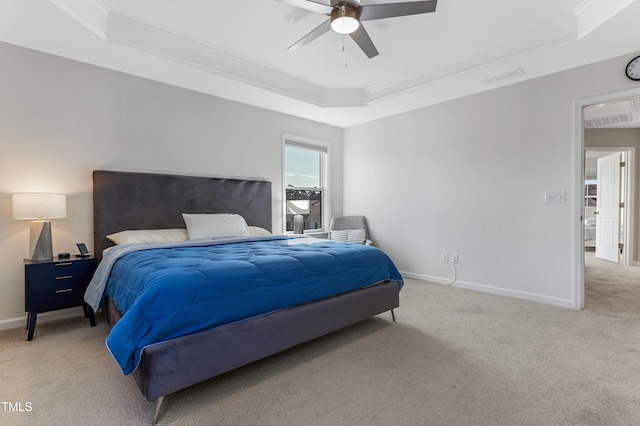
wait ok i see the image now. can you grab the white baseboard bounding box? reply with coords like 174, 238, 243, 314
0, 307, 85, 332
399, 270, 575, 309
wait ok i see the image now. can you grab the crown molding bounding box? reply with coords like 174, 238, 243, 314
102, 12, 581, 108
48, 0, 110, 40
46, 0, 624, 109
574, 0, 637, 39
106, 13, 375, 107
366, 15, 578, 103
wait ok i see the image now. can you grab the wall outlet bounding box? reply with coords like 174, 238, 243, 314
451, 254, 459, 264
441, 252, 449, 263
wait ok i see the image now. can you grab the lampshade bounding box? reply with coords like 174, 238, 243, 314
287, 200, 310, 215
12, 193, 67, 261
12, 193, 67, 220
331, 7, 360, 34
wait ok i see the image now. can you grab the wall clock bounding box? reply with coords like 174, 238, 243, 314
625, 55, 640, 81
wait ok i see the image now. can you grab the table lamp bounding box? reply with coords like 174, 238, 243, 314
12, 193, 67, 261
287, 200, 310, 234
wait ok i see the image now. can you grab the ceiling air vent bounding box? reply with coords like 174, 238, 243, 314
584, 113, 633, 128
481, 68, 525, 85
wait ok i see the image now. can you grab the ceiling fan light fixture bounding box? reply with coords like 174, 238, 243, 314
330, 6, 360, 34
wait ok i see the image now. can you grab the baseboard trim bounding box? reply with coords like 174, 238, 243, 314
0, 307, 85, 332
401, 271, 455, 285
400, 270, 575, 309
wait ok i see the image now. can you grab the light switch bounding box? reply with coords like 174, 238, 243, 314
544, 190, 566, 203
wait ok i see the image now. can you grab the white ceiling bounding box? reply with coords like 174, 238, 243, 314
584, 97, 640, 129
1, 0, 639, 128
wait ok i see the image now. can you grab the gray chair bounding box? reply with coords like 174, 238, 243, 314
328, 216, 373, 245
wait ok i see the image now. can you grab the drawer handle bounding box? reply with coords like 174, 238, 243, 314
55, 289, 73, 294
55, 275, 73, 280
55, 262, 73, 266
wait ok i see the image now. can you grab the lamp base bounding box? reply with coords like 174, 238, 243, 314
29, 221, 53, 261
293, 214, 304, 234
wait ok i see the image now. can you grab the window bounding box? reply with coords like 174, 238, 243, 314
284, 137, 329, 233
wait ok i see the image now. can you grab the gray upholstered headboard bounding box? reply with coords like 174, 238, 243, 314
93, 170, 272, 260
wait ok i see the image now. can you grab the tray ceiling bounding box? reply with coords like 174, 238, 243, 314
0, 0, 639, 127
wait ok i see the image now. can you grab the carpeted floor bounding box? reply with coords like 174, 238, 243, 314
1, 266, 639, 425
584, 249, 640, 318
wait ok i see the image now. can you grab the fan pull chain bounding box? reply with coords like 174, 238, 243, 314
343, 35, 348, 68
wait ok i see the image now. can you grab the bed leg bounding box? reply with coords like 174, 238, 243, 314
390, 309, 396, 322
151, 396, 165, 425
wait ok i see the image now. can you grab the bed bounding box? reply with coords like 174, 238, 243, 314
88, 170, 402, 424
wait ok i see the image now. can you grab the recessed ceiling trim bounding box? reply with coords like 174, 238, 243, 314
44, 0, 639, 114
48, 0, 109, 40
322, 88, 369, 106
367, 15, 577, 98
105, 12, 335, 107
48, 1, 580, 109
574, 0, 636, 39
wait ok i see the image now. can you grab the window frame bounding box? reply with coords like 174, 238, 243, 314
282, 134, 330, 234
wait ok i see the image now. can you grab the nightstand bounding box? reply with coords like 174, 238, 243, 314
24, 256, 98, 341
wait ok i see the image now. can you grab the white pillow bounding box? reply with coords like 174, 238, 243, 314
330, 229, 366, 244
248, 226, 272, 236
107, 229, 189, 245
182, 213, 250, 240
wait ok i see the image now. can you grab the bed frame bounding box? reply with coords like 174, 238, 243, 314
93, 170, 400, 424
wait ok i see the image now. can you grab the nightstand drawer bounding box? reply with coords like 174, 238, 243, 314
26, 260, 89, 280
28, 288, 84, 312
28, 275, 86, 295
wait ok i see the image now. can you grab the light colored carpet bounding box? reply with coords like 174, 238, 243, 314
584, 249, 640, 318
1, 273, 640, 425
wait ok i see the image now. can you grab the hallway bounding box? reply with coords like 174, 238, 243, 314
584, 250, 640, 318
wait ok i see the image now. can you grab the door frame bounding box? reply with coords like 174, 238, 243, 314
574, 88, 640, 309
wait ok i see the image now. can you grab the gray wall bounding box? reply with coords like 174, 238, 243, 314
0, 42, 343, 328
343, 52, 640, 308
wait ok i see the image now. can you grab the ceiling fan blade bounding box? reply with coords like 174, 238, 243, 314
359, 0, 437, 21
276, 0, 334, 15
349, 24, 379, 58
288, 19, 332, 51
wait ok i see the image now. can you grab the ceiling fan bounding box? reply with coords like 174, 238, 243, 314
280, 0, 438, 58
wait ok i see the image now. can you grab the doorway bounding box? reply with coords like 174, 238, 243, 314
576, 91, 640, 312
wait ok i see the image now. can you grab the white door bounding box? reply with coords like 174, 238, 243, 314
595, 153, 621, 263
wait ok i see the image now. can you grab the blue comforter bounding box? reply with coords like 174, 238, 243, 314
85, 236, 403, 375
